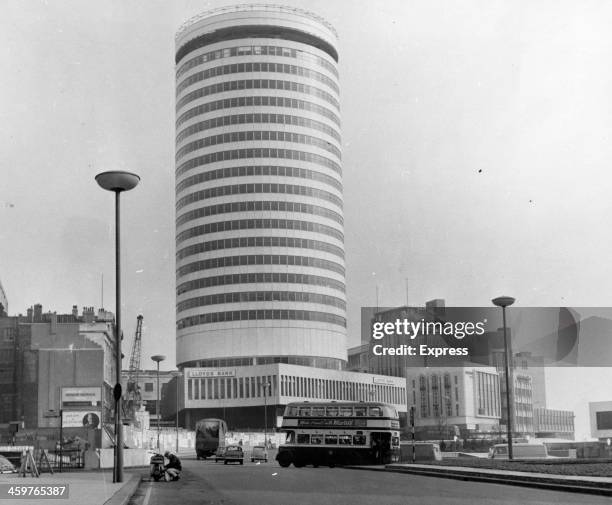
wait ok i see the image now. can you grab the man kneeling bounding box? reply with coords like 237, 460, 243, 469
164, 451, 182, 481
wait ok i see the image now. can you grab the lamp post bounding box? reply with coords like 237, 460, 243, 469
263, 381, 271, 449
172, 371, 183, 453
151, 355, 166, 451
492, 296, 516, 460
95, 170, 140, 483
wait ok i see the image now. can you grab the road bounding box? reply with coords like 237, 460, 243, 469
128, 456, 612, 505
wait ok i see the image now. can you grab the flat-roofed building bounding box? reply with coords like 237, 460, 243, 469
406, 366, 501, 440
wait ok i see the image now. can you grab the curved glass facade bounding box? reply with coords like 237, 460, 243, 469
176, 5, 346, 368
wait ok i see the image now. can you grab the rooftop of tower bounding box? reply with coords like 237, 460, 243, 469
175, 3, 338, 40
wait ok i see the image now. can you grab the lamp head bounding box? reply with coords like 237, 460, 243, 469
151, 354, 166, 363
95, 171, 140, 192
492, 296, 516, 308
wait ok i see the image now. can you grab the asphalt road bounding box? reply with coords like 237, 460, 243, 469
128, 456, 612, 505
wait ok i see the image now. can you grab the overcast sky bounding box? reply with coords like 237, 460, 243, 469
2, 0, 612, 438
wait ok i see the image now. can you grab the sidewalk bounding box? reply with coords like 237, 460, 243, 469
0, 470, 141, 505
348, 463, 612, 496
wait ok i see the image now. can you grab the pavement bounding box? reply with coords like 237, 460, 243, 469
347, 463, 612, 496
0, 469, 142, 505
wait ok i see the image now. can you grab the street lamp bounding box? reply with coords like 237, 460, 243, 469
151, 355, 166, 451
263, 381, 271, 449
492, 296, 516, 460
171, 371, 183, 453
95, 170, 140, 483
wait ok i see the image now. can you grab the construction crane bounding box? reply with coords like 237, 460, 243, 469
123, 315, 143, 423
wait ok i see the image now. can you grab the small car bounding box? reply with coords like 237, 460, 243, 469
251, 445, 268, 463
214, 447, 226, 463
223, 445, 244, 465
488, 443, 549, 460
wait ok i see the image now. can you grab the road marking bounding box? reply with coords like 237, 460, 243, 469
142, 483, 153, 505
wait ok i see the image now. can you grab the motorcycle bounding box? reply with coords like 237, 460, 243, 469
150, 453, 165, 482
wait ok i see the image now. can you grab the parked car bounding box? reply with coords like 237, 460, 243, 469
399, 442, 442, 462
488, 443, 549, 460
214, 447, 226, 463
251, 446, 268, 463
223, 445, 244, 465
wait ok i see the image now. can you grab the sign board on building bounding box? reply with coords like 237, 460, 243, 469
373, 377, 395, 385
188, 369, 236, 378
61, 410, 101, 429
61, 387, 102, 407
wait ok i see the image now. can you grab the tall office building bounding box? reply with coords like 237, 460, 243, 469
175, 5, 346, 370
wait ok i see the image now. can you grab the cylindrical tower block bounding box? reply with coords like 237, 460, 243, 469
175, 5, 346, 369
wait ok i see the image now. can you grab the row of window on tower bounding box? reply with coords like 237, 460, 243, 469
176, 218, 344, 245
176, 43, 338, 80
176, 235, 344, 262
177, 95, 340, 129
176, 147, 342, 178
177, 78, 339, 113
176, 271, 345, 297
176, 164, 342, 194
177, 309, 346, 329
177, 61, 339, 96
177, 182, 342, 211
176, 199, 343, 228
177, 254, 344, 278
176, 112, 340, 145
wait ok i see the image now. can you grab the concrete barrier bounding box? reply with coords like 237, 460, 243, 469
96, 448, 152, 469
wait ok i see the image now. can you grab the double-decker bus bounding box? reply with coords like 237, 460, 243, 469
195, 418, 227, 459
276, 402, 400, 467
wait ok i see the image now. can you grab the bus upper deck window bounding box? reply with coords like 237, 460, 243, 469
339, 406, 352, 417
354, 407, 367, 417
312, 407, 325, 417
326, 406, 338, 417
298, 407, 311, 416
369, 407, 382, 417
286, 406, 298, 416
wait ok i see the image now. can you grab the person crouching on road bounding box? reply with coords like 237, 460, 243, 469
164, 451, 182, 481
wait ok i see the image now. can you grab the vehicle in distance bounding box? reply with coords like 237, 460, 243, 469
195, 418, 227, 459
214, 446, 226, 463
223, 445, 244, 465
251, 446, 268, 462
488, 443, 549, 459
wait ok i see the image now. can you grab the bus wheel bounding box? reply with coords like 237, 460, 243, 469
277, 452, 292, 468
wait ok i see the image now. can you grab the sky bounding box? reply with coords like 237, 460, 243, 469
1, 0, 612, 438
